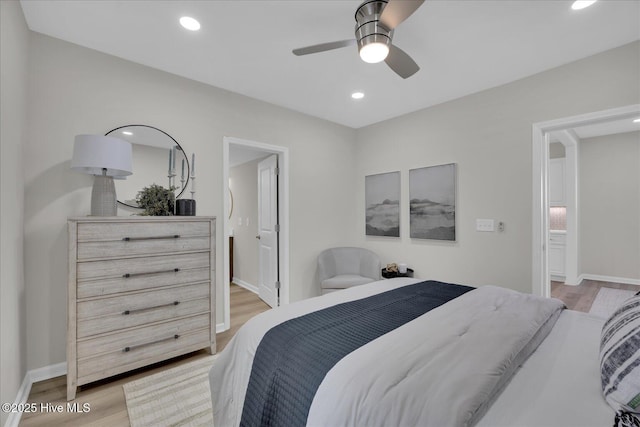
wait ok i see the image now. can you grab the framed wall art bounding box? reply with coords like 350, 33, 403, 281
365, 171, 400, 237
409, 163, 456, 241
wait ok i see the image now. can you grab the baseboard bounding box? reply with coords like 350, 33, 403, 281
232, 278, 259, 294
216, 322, 226, 334
4, 373, 31, 427
29, 362, 66, 383
4, 362, 67, 427
579, 274, 640, 287
216, 280, 258, 334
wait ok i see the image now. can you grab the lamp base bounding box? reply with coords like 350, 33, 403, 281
91, 174, 117, 216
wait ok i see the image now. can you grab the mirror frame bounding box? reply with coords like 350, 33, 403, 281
105, 124, 190, 208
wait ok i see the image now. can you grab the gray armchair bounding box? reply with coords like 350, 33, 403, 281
318, 247, 381, 295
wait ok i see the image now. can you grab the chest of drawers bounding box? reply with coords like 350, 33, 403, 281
67, 216, 216, 401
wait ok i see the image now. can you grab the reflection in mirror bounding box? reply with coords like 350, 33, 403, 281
105, 125, 190, 208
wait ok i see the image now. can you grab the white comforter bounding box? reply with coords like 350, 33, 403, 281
478, 310, 614, 426
210, 278, 564, 427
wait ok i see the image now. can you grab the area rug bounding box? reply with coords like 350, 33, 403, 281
123, 355, 217, 427
588, 287, 637, 319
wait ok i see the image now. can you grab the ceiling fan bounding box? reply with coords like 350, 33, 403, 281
292, 0, 425, 79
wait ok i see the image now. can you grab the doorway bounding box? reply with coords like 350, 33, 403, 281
222, 137, 290, 332
531, 104, 640, 298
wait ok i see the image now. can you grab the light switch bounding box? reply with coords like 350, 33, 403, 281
476, 219, 495, 232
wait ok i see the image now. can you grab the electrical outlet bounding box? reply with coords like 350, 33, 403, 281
498, 221, 505, 232
476, 219, 494, 232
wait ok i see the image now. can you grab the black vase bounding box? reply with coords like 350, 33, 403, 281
175, 199, 196, 216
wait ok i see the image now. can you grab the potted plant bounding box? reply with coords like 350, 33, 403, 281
136, 184, 175, 216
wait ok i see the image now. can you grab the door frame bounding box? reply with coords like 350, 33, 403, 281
531, 104, 640, 298
221, 137, 290, 331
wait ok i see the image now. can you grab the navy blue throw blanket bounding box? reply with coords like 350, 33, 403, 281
240, 280, 474, 427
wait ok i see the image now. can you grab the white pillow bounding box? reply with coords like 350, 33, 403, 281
600, 293, 640, 426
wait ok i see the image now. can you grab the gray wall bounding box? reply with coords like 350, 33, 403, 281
23, 33, 357, 371
229, 157, 266, 288
580, 131, 640, 280
354, 42, 640, 294
550, 142, 566, 159
1, 1, 29, 424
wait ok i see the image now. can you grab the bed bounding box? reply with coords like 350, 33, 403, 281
209, 278, 616, 427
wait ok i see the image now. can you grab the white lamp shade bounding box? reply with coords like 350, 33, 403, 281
71, 134, 133, 177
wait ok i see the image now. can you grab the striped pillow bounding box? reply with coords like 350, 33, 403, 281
600, 294, 640, 423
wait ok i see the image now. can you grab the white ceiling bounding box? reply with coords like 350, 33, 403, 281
19, 0, 640, 129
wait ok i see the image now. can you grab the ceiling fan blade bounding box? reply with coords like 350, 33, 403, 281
385, 44, 420, 79
292, 39, 356, 56
379, 0, 425, 30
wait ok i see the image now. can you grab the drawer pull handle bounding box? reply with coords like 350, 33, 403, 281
122, 235, 180, 241
122, 334, 180, 353
122, 301, 180, 315
123, 268, 180, 278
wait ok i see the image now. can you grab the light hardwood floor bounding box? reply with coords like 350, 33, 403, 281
19, 284, 269, 427
551, 279, 638, 312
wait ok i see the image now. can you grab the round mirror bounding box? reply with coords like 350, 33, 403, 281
105, 125, 190, 208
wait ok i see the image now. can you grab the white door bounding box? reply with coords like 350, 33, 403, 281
257, 155, 279, 307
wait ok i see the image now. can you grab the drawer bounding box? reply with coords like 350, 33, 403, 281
77, 313, 210, 360
76, 221, 210, 260
77, 252, 210, 298
77, 326, 210, 386
77, 220, 210, 242
78, 235, 210, 260
77, 282, 210, 338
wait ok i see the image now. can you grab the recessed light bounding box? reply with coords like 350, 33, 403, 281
122, 131, 133, 136
571, 0, 597, 10
180, 16, 201, 31
351, 92, 365, 100
634, 118, 640, 123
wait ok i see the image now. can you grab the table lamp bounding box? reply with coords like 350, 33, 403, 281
71, 134, 133, 216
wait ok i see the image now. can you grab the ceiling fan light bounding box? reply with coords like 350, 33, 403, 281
359, 42, 389, 64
